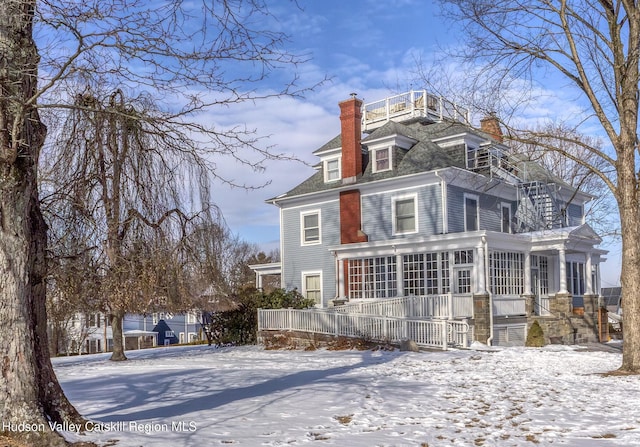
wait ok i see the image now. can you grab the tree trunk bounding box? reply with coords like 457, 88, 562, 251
0, 1, 83, 444
616, 132, 640, 373
110, 309, 128, 361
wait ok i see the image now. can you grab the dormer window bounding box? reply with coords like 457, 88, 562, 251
373, 147, 392, 173
324, 157, 341, 182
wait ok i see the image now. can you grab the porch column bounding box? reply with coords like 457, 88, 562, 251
558, 246, 568, 294
524, 251, 531, 294
475, 243, 486, 294
585, 252, 593, 295
523, 251, 535, 316
337, 258, 345, 299
256, 271, 263, 289
396, 254, 404, 297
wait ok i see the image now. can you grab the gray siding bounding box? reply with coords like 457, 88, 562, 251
447, 185, 512, 233
281, 200, 339, 305
361, 183, 443, 241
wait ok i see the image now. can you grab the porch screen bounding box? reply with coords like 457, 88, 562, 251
348, 257, 397, 299
489, 251, 524, 295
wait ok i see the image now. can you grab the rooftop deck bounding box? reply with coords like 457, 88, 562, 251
362, 90, 470, 132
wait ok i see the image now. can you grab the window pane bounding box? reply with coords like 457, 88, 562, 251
304, 214, 318, 228
465, 197, 478, 231
303, 213, 320, 243
305, 275, 321, 304
375, 148, 390, 171
396, 198, 416, 233
304, 227, 319, 241
326, 159, 340, 181
501, 205, 510, 233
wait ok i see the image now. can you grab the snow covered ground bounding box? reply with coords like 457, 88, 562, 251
53, 342, 639, 446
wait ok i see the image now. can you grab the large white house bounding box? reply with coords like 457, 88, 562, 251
257, 91, 608, 347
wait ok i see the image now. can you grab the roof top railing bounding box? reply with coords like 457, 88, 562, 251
362, 90, 470, 132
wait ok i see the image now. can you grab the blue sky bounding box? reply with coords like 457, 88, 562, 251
207, 0, 622, 285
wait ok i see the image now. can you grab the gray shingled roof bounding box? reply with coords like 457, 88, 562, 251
274, 117, 572, 200
312, 134, 342, 155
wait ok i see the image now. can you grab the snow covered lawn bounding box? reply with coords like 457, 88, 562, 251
54, 343, 639, 446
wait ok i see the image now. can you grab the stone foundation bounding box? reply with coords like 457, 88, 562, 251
527, 293, 608, 345
473, 293, 491, 344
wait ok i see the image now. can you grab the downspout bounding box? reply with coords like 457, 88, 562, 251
435, 171, 448, 234
332, 250, 339, 303
483, 235, 495, 346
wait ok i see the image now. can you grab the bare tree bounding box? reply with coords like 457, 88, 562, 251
510, 122, 616, 238
43, 88, 216, 361
439, 0, 639, 373
187, 220, 262, 302
1, 0, 321, 442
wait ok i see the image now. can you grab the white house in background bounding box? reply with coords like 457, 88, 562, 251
258, 90, 608, 347
54, 311, 206, 354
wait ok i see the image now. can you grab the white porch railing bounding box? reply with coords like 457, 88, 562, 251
329, 294, 473, 319
257, 308, 470, 350
362, 90, 470, 132
492, 295, 526, 316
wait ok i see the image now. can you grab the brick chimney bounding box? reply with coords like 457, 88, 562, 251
338, 94, 367, 245
339, 94, 363, 184
480, 113, 503, 143
339, 190, 368, 244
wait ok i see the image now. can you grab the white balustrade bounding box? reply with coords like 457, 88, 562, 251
258, 308, 471, 350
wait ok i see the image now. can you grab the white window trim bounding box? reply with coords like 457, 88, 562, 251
300, 209, 322, 246
302, 271, 323, 307
372, 147, 392, 173
463, 193, 479, 232
324, 156, 341, 183
392, 193, 419, 235
500, 202, 512, 234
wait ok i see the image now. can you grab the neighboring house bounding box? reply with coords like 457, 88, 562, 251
51, 310, 206, 354
49, 312, 105, 355
152, 319, 180, 346
129, 311, 204, 346
259, 90, 608, 347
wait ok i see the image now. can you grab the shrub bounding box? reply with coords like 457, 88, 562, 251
208, 287, 314, 345
525, 320, 545, 347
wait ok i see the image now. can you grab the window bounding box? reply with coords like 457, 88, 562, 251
501, 203, 512, 233
453, 250, 474, 294
403, 254, 425, 295
454, 269, 472, 294
165, 330, 174, 338
425, 252, 450, 295
348, 257, 397, 299
464, 194, 479, 231
301, 211, 321, 245
187, 312, 197, 324
530, 255, 549, 296
454, 249, 474, 265
303, 273, 322, 305
373, 147, 391, 172
566, 262, 585, 296
325, 158, 341, 182
489, 251, 524, 295
152, 313, 158, 325
393, 195, 417, 234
